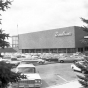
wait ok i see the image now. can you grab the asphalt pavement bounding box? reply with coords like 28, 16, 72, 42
46, 80, 82, 88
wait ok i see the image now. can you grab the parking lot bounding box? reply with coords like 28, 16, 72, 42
11, 62, 79, 88
9, 52, 84, 88
36, 63, 78, 88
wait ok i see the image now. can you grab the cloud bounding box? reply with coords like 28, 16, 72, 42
1, 0, 88, 35
82, 0, 88, 18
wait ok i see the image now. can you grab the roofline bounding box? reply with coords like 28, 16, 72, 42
12, 26, 81, 36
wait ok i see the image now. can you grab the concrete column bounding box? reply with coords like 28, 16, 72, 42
76, 48, 78, 52
66, 48, 67, 53
83, 47, 85, 52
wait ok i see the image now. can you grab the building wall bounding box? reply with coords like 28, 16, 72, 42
12, 36, 19, 48
19, 26, 76, 49
75, 26, 87, 48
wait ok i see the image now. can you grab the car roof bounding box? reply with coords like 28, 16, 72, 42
21, 58, 38, 61
22, 59, 33, 61
17, 63, 35, 68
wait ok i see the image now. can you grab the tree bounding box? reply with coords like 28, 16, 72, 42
77, 18, 88, 88
0, 29, 9, 48
0, 61, 26, 88
0, 1, 26, 88
77, 58, 88, 88
80, 18, 88, 45
0, 0, 13, 48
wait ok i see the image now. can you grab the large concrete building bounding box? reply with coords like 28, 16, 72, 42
12, 26, 88, 53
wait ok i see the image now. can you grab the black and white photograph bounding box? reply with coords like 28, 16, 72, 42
0, 0, 88, 88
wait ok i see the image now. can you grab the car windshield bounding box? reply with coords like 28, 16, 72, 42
18, 67, 35, 73
75, 61, 87, 66
21, 61, 30, 64
3, 57, 11, 59
79, 61, 87, 66
11, 58, 18, 61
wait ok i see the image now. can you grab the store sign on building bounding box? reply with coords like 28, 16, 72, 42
55, 31, 72, 37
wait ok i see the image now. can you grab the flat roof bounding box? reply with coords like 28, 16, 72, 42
19, 26, 80, 35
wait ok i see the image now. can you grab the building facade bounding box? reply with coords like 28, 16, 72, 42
11, 35, 19, 52
12, 35, 19, 48
12, 26, 88, 53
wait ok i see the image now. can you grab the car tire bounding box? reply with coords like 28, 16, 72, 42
81, 70, 85, 74
39, 62, 43, 65
60, 60, 64, 63
16, 62, 20, 66
71, 67, 75, 71
71, 67, 74, 69
48, 60, 51, 62
73, 60, 77, 63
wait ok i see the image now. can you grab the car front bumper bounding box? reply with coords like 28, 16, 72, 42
12, 83, 42, 88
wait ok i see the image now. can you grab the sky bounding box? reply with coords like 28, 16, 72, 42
1, 0, 88, 43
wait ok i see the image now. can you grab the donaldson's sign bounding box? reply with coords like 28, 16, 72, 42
55, 31, 72, 37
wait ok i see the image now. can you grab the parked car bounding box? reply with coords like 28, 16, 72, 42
45, 57, 58, 62
12, 63, 42, 88
37, 58, 45, 64
2, 56, 11, 62
58, 55, 84, 63
71, 61, 88, 74
9, 58, 21, 67
20, 58, 45, 65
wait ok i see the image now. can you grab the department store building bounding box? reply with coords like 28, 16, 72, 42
12, 26, 88, 53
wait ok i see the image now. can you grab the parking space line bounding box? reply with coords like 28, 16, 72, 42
55, 74, 68, 82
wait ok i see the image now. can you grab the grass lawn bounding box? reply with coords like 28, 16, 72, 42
36, 63, 78, 88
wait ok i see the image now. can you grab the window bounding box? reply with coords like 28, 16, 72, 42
70, 48, 76, 53
18, 67, 36, 73
85, 47, 88, 51
12, 41, 18, 44
25, 49, 29, 53
67, 48, 71, 53
36, 49, 41, 53
22, 49, 25, 53
58, 48, 66, 53
78, 48, 83, 52
42, 49, 49, 53
29, 49, 35, 53
12, 36, 18, 41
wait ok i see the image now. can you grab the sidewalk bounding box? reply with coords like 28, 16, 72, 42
47, 80, 82, 88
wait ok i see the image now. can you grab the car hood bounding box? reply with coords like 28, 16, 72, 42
22, 73, 41, 80
10, 61, 21, 63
